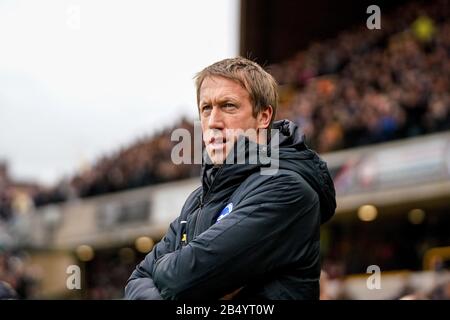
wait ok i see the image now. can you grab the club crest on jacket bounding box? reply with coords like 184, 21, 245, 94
216, 203, 233, 222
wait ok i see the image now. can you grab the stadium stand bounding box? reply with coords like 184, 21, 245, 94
21, 0, 449, 208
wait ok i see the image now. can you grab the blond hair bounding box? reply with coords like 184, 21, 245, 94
195, 57, 278, 128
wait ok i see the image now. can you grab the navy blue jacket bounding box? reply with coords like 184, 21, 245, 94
125, 119, 336, 300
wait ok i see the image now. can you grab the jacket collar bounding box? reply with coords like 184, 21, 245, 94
200, 135, 268, 202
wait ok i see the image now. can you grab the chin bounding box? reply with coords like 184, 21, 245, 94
207, 148, 226, 165
210, 156, 225, 165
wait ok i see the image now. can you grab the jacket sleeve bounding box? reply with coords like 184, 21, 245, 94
124, 216, 180, 300
152, 171, 320, 300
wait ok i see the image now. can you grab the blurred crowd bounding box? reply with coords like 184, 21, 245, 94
318, 206, 450, 300
0, 0, 447, 212
34, 117, 199, 206
0, 118, 199, 221
0, 162, 37, 223
319, 268, 450, 300
0, 250, 39, 299
271, 0, 450, 152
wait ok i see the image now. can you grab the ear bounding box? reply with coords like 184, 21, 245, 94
257, 105, 273, 129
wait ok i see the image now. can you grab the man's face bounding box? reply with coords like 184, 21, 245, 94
199, 76, 268, 165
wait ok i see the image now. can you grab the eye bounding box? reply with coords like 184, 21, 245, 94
223, 103, 236, 109
201, 105, 212, 113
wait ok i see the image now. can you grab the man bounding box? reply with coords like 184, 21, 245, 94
125, 57, 336, 300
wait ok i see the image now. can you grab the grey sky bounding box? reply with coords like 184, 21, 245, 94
0, 0, 239, 186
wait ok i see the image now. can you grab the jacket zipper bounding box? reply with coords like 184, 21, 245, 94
192, 166, 224, 239
180, 220, 188, 247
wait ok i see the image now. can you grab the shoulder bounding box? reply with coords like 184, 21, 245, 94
251, 168, 310, 186
186, 185, 202, 202
269, 169, 317, 199
240, 169, 318, 202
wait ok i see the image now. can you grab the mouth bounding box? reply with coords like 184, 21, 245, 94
208, 136, 227, 150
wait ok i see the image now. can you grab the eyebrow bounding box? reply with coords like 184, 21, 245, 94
199, 96, 239, 106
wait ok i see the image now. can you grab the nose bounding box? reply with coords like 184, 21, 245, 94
208, 106, 225, 130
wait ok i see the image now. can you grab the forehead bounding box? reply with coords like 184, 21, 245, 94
199, 76, 249, 102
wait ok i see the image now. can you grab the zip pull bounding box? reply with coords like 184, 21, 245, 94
180, 220, 187, 246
